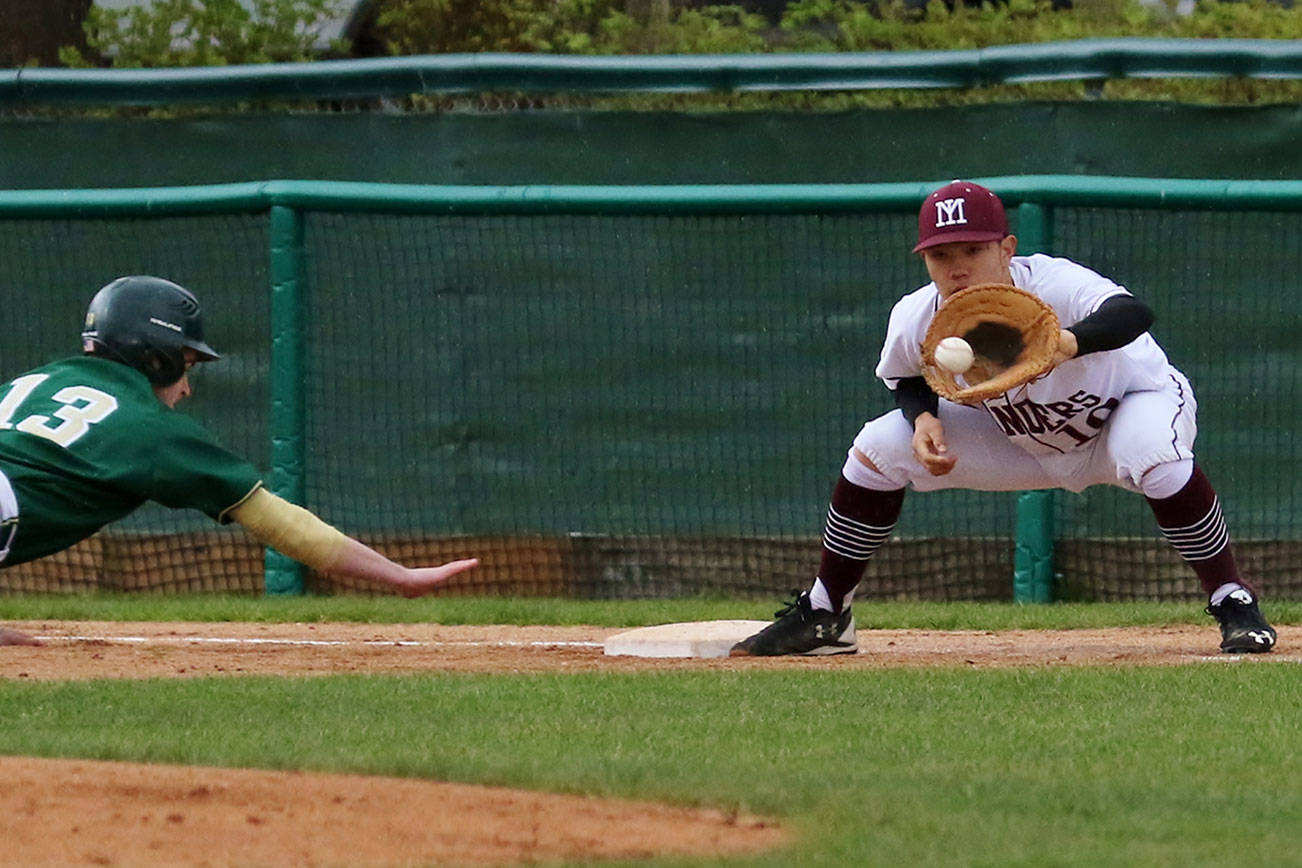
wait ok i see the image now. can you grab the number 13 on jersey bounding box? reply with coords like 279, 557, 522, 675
0, 373, 119, 448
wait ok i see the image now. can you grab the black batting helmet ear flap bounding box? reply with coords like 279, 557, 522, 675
81, 276, 219, 386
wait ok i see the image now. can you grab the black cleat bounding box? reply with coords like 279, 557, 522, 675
1206, 587, 1277, 654
730, 591, 857, 657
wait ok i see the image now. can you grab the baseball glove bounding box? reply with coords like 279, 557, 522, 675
921, 283, 1061, 405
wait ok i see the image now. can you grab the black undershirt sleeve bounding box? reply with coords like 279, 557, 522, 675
894, 376, 939, 428
1067, 295, 1154, 357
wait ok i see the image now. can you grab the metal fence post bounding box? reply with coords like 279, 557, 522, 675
1011, 201, 1055, 603
264, 204, 307, 595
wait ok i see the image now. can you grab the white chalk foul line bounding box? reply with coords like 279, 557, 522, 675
27, 635, 1299, 661
1193, 653, 1302, 663
35, 634, 604, 649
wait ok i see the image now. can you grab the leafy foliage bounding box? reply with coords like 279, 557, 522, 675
369, 0, 1302, 56
372, 0, 770, 55
368, 0, 1302, 106
48, 0, 1302, 107
60, 0, 349, 67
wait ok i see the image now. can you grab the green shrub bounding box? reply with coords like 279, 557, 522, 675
370, 0, 1302, 57
372, 0, 769, 55
368, 0, 1302, 106
52, 0, 1302, 107
60, 0, 349, 67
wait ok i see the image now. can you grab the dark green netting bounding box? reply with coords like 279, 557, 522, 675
299, 211, 1019, 599
0, 200, 1296, 600
1049, 207, 1299, 600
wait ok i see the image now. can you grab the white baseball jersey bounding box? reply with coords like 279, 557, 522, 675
875, 254, 1183, 459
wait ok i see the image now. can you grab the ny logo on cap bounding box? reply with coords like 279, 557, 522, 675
935, 197, 968, 228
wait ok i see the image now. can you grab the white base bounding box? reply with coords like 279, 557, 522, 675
603, 620, 771, 659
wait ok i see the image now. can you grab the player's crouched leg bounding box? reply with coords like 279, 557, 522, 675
731, 419, 916, 658
1206, 587, 1277, 654
1107, 388, 1277, 654
729, 591, 857, 657
860, 405, 1065, 494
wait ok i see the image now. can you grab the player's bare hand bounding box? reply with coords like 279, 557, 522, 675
0, 627, 43, 647
392, 558, 480, 598
912, 414, 957, 476
326, 538, 480, 598
1052, 328, 1078, 367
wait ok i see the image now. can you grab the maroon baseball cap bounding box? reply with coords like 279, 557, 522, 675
913, 180, 1010, 253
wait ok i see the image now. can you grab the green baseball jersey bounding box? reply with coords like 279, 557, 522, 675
0, 356, 262, 566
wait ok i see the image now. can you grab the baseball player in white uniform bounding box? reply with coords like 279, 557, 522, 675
732, 180, 1278, 657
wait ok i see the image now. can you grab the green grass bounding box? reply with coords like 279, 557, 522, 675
2, 594, 1299, 865
0, 592, 1298, 629
0, 665, 1299, 866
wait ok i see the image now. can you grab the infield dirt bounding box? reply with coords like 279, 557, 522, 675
1, 620, 1296, 867
3, 620, 1297, 680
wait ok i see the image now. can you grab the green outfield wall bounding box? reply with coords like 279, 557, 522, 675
0, 178, 1297, 601
4, 39, 1302, 190
4, 102, 1302, 189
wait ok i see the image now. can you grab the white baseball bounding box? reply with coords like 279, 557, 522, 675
934, 336, 975, 374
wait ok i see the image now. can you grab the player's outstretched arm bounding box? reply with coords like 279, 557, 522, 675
325, 539, 479, 598
1064, 295, 1154, 358
231, 488, 478, 597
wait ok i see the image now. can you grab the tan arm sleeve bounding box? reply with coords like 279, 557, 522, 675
229, 488, 349, 572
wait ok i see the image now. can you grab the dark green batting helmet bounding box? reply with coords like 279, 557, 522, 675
81, 276, 220, 386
